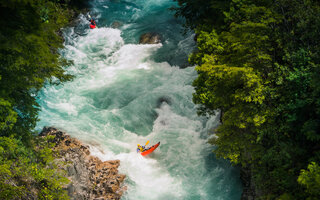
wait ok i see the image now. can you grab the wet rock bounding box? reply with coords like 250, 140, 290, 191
65, 139, 71, 146
157, 96, 172, 108
40, 127, 126, 200
139, 32, 161, 44
111, 21, 123, 29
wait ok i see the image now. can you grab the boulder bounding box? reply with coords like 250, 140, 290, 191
139, 32, 161, 44
111, 21, 123, 29
40, 127, 126, 200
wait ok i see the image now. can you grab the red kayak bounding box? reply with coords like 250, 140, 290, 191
141, 142, 160, 156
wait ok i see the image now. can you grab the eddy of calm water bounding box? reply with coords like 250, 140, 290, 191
36, 0, 243, 199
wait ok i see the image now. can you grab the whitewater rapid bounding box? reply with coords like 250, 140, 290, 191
36, 0, 242, 199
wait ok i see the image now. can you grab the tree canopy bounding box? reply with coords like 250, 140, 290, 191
0, 0, 86, 198
174, 0, 320, 199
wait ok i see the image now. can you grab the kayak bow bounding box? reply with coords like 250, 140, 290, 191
141, 142, 160, 156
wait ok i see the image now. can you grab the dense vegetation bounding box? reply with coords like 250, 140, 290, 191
173, 0, 320, 199
0, 0, 87, 198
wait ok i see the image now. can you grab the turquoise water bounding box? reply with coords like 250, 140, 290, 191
36, 0, 242, 199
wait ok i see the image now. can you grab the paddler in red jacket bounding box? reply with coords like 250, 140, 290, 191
89, 18, 96, 29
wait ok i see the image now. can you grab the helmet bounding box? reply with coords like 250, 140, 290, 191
137, 144, 141, 147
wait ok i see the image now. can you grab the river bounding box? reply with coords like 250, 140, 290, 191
36, 0, 242, 199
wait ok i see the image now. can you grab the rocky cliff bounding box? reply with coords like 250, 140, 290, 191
40, 127, 126, 200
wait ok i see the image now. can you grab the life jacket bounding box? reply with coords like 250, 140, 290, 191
90, 21, 96, 29
137, 145, 145, 152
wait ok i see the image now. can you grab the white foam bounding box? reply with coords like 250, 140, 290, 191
36, 2, 241, 199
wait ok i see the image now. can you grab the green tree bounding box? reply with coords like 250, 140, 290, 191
0, 136, 69, 199
0, 0, 73, 141
0, 0, 86, 198
175, 0, 320, 198
298, 162, 320, 200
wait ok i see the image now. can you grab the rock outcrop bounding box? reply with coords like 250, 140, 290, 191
40, 127, 126, 200
111, 21, 123, 29
139, 32, 161, 44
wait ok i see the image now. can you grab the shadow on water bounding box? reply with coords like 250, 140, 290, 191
203, 147, 243, 199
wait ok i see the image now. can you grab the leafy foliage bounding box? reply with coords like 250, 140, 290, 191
0, 0, 76, 141
0, 136, 69, 199
298, 162, 320, 199
174, 0, 320, 198
172, 0, 231, 32
0, 0, 86, 198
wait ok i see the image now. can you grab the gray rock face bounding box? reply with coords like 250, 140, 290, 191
139, 32, 161, 44
40, 127, 126, 200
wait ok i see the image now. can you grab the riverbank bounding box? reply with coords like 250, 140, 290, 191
40, 127, 126, 200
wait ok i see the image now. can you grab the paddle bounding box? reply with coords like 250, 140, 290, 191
143, 140, 150, 151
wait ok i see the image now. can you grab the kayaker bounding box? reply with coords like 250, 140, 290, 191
137, 144, 145, 153
89, 18, 96, 29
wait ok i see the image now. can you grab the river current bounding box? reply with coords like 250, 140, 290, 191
36, 0, 242, 199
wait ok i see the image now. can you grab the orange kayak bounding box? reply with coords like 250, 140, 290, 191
141, 142, 160, 156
